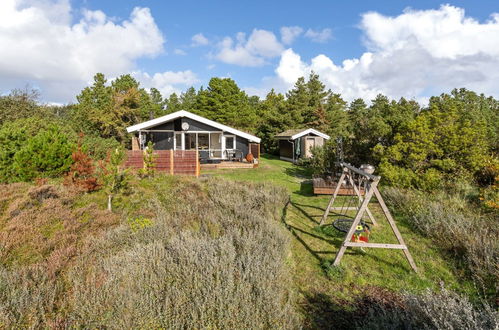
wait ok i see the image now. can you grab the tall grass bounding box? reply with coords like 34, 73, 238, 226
383, 187, 498, 300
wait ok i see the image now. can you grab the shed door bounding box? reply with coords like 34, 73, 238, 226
305, 137, 316, 158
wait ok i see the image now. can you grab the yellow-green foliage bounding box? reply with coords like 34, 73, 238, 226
127, 216, 153, 232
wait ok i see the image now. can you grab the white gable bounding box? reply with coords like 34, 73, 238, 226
126, 110, 261, 143
291, 128, 330, 140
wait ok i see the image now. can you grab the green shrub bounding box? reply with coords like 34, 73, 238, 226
81, 134, 120, 160
0, 119, 78, 183
308, 140, 338, 177
0, 122, 28, 183
12, 125, 74, 181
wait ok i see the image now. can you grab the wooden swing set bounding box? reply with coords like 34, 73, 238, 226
320, 162, 418, 272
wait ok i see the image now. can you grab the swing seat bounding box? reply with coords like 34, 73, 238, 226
351, 235, 369, 243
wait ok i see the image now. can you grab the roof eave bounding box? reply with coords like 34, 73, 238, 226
126, 110, 261, 143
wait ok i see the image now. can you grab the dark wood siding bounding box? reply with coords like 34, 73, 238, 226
152, 122, 174, 130
182, 118, 222, 132
235, 135, 249, 156
279, 140, 293, 159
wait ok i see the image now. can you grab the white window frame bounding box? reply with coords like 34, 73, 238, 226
174, 132, 184, 150
224, 135, 236, 150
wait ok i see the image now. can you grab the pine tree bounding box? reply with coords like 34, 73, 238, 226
325, 93, 349, 139
100, 148, 129, 212
285, 77, 309, 126
258, 89, 291, 154
165, 92, 181, 113
305, 72, 330, 127
180, 87, 198, 112
196, 78, 256, 130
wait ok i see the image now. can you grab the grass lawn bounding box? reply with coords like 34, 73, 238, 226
203, 155, 476, 308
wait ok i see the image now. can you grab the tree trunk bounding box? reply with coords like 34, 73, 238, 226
107, 194, 113, 212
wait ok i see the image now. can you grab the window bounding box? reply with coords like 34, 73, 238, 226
198, 133, 209, 150
175, 133, 182, 150
225, 135, 235, 149
185, 133, 196, 150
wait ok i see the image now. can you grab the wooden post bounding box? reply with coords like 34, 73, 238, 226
169, 150, 174, 175
320, 171, 346, 225
347, 174, 377, 226
196, 150, 200, 177
333, 177, 379, 266
373, 187, 418, 272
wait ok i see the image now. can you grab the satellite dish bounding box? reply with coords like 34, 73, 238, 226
181, 122, 189, 131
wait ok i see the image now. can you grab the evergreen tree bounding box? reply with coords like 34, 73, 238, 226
305, 72, 330, 127
285, 77, 309, 126
13, 125, 75, 181
149, 87, 165, 116
180, 87, 198, 112
325, 93, 349, 139
165, 92, 182, 113
257, 89, 291, 154
74, 73, 152, 143
346, 98, 370, 164
196, 78, 256, 130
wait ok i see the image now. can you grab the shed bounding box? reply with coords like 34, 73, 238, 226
274, 128, 330, 162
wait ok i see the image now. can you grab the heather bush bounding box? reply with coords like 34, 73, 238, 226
383, 187, 499, 300
0, 178, 299, 328
68, 178, 299, 328
359, 288, 498, 330
0, 266, 64, 328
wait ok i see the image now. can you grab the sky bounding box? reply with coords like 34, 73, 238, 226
1, 0, 499, 104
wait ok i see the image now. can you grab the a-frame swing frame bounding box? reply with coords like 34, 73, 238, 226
320, 163, 418, 272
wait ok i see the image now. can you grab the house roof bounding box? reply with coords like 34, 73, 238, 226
126, 110, 261, 143
275, 128, 330, 140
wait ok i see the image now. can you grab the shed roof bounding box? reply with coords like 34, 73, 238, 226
275, 128, 330, 140
126, 110, 261, 143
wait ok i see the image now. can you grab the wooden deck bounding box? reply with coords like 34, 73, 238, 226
313, 177, 365, 196
201, 161, 257, 169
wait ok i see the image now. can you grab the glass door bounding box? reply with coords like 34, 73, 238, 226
174, 132, 183, 150
210, 133, 222, 158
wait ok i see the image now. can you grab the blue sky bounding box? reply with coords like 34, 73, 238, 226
1, 0, 499, 103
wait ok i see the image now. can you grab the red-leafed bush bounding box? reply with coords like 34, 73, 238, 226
65, 134, 99, 192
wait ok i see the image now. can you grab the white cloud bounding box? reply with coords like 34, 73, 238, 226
0, 0, 164, 102
280, 26, 303, 45
191, 33, 209, 46
133, 70, 199, 97
304, 28, 333, 43
216, 29, 284, 67
272, 5, 499, 101
174, 48, 187, 55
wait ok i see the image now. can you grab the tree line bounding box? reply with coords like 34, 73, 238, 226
0, 72, 497, 206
